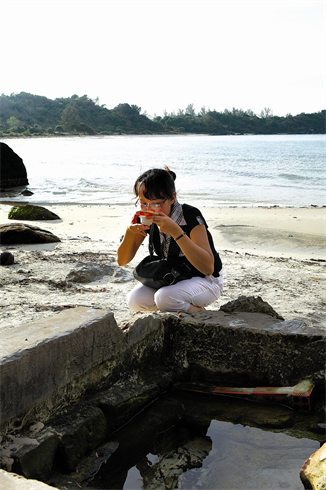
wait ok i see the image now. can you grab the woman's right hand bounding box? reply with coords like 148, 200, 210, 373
127, 223, 150, 237
117, 216, 150, 266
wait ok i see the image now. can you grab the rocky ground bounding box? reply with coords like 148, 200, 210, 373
1, 235, 325, 332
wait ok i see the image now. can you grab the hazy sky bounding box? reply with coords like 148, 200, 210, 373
0, 0, 325, 118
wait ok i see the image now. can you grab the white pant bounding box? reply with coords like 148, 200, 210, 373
127, 271, 223, 312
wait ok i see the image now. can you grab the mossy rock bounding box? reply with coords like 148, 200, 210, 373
8, 204, 60, 221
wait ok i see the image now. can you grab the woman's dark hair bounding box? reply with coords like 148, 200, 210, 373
133, 166, 176, 200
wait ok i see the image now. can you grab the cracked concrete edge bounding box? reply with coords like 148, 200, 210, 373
0, 469, 55, 489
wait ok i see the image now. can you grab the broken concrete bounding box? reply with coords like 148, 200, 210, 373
172, 311, 326, 386
0, 470, 53, 489
0, 306, 325, 486
0, 308, 168, 434
300, 442, 326, 490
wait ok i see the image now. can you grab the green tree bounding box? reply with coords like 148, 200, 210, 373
259, 107, 274, 119
60, 103, 79, 132
6, 116, 21, 130
185, 103, 196, 116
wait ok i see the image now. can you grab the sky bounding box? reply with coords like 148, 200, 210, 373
0, 0, 325, 118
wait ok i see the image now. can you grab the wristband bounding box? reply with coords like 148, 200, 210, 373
175, 231, 186, 242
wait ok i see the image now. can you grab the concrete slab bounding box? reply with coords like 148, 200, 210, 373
0, 469, 54, 489
0, 307, 123, 427
174, 311, 326, 386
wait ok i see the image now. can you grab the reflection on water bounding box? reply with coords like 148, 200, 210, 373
178, 421, 318, 490
89, 393, 322, 490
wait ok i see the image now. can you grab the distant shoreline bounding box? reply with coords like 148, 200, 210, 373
1, 132, 325, 139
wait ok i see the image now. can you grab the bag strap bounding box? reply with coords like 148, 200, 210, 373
149, 224, 155, 259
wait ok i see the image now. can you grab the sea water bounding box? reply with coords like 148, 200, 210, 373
1, 134, 325, 207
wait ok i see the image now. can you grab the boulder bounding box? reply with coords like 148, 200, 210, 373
0, 143, 29, 188
0, 223, 60, 244
220, 295, 284, 320
8, 205, 60, 221
65, 261, 115, 283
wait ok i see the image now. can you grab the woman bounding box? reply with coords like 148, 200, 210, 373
117, 167, 223, 312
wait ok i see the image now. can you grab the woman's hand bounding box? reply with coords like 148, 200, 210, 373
117, 214, 150, 266
127, 223, 150, 237
152, 212, 180, 236
153, 212, 214, 276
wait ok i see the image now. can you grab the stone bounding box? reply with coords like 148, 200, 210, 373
0, 143, 29, 188
53, 406, 109, 472
8, 205, 60, 221
97, 380, 161, 431
300, 443, 326, 490
0, 223, 60, 244
11, 431, 58, 482
220, 295, 284, 320
0, 252, 14, 265
65, 261, 115, 283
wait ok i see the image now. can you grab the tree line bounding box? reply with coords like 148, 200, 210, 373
0, 92, 325, 137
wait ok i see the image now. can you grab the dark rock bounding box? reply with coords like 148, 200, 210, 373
0, 142, 29, 188
220, 295, 284, 320
21, 190, 34, 196
66, 261, 115, 283
8, 205, 60, 221
53, 406, 109, 472
0, 252, 14, 265
11, 431, 58, 482
97, 380, 161, 431
60, 440, 119, 486
0, 223, 60, 244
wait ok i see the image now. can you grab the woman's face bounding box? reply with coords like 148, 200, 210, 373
138, 185, 175, 216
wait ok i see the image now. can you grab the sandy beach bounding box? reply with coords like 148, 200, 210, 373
0, 203, 325, 332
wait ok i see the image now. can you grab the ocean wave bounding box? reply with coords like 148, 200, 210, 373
279, 173, 307, 181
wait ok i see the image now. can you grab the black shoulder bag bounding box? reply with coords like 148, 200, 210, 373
133, 224, 193, 289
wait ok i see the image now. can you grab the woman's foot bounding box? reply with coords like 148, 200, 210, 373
187, 305, 206, 312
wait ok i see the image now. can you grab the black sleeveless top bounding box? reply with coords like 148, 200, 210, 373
150, 203, 222, 278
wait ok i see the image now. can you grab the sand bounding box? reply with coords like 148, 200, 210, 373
0, 203, 325, 332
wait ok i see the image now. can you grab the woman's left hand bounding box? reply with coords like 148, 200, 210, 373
152, 212, 180, 236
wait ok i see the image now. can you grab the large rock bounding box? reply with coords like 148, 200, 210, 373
0, 143, 29, 188
8, 205, 60, 221
220, 295, 284, 320
0, 223, 60, 244
66, 261, 115, 283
